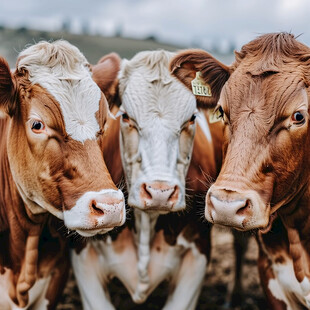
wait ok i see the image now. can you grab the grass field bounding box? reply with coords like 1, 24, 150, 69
0, 27, 234, 67
0, 27, 184, 67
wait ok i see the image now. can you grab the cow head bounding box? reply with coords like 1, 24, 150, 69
93, 51, 200, 213
0, 40, 125, 236
171, 33, 310, 231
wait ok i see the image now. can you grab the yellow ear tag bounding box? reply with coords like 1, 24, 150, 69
191, 72, 212, 97
209, 109, 223, 123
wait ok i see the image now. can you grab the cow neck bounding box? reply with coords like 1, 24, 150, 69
0, 118, 50, 306
277, 181, 310, 295
133, 209, 159, 290
278, 181, 310, 239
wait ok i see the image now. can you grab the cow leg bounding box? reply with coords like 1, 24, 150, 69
44, 255, 70, 310
71, 245, 115, 310
257, 245, 287, 310
230, 230, 249, 307
163, 246, 207, 310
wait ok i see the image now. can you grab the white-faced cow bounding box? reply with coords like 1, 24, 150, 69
171, 32, 310, 309
71, 50, 224, 310
0, 40, 125, 310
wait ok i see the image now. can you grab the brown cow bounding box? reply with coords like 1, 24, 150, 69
0, 40, 125, 309
170, 32, 310, 309
71, 51, 224, 310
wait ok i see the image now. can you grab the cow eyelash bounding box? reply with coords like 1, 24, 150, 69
215, 106, 224, 119
31, 120, 45, 133
189, 114, 196, 124
291, 111, 306, 125
122, 113, 130, 122
118, 111, 141, 131
180, 114, 197, 131
116, 110, 130, 123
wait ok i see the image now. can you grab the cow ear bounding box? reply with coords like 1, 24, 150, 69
170, 49, 231, 108
92, 53, 121, 107
0, 57, 17, 117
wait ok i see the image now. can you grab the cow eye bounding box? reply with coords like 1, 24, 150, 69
31, 120, 45, 132
122, 113, 130, 122
291, 111, 305, 125
189, 114, 196, 124
218, 106, 224, 118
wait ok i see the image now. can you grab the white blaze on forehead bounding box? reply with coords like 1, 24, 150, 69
118, 50, 196, 178
17, 40, 101, 142
118, 50, 197, 129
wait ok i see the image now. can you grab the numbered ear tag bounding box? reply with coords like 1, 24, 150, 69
209, 109, 222, 123
191, 72, 212, 97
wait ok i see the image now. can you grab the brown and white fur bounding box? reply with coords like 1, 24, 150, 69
0, 41, 125, 309
71, 51, 224, 310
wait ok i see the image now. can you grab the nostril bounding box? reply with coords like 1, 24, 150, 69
236, 199, 251, 216
90, 199, 104, 215
168, 185, 179, 202
141, 183, 152, 200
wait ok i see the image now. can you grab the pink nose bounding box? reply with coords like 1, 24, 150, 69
140, 182, 179, 210
88, 190, 125, 226
205, 185, 269, 230
64, 189, 126, 237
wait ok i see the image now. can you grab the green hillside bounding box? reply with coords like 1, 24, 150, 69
0, 27, 185, 67
0, 27, 235, 67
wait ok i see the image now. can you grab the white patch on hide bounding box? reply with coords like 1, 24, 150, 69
132, 210, 159, 303
71, 244, 116, 310
0, 268, 51, 309
196, 110, 212, 143
268, 262, 309, 309
17, 40, 101, 143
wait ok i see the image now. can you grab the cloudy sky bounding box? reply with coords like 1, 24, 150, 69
1, 0, 310, 51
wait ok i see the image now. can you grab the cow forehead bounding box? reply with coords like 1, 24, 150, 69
121, 72, 196, 128
223, 68, 307, 115
16, 41, 101, 143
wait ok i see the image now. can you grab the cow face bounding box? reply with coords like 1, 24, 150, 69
119, 52, 199, 213
0, 41, 125, 237
170, 33, 310, 231
95, 51, 197, 213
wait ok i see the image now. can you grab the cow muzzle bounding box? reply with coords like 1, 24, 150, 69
205, 185, 270, 231
135, 181, 181, 212
63, 189, 126, 237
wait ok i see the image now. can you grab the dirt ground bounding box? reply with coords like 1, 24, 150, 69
56, 226, 268, 310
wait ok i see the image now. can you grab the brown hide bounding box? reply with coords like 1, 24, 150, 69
187, 112, 223, 193
0, 119, 69, 307
170, 32, 310, 228
92, 54, 123, 184
170, 49, 231, 108
171, 32, 310, 308
0, 65, 70, 308
101, 106, 123, 186
92, 53, 122, 107
0, 42, 123, 309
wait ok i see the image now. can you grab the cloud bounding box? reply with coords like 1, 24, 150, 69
0, 0, 310, 49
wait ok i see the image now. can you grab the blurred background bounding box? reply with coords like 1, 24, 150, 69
1, 0, 310, 67
1, 1, 309, 309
